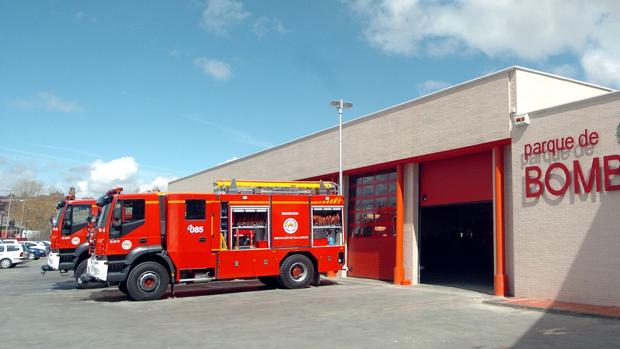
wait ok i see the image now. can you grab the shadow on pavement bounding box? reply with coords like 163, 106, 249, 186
88, 278, 339, 302
52, 280, 78, 290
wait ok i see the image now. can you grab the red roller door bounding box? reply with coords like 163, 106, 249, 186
347, 170, 397, 281
420, 151, 493, 206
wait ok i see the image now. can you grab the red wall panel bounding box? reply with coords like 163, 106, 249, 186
420, 151, 493, 206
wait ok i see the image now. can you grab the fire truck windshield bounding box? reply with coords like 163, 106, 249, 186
96, 203, 111, 228
51, 206, 63, 227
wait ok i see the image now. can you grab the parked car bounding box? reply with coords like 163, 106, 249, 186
23, 241, 49, 256
26, 246, 45, 260
0, 243, 29, 268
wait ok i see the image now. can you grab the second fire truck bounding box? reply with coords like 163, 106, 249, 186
87, 180, 345, 301
42, 188, 105, 288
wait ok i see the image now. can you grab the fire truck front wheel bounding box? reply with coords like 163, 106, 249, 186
278, 254, 315, 289
118, 281, 129, 295
75, 259, 106, 289
126, 262, 169, 301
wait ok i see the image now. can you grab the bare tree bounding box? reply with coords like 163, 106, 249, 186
12, 179, 45, 197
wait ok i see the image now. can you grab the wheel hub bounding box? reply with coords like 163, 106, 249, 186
289, 263, 307, 281
138, 272, 160, 292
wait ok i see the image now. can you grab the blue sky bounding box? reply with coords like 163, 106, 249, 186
1, 0, 619, 196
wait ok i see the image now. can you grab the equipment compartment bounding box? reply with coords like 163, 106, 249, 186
312, 207, 343, 246
230, 207, 269, 249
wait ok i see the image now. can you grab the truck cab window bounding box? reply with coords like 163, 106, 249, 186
110, 200, 145, 238
185, 200, 206, 220
62, 205, 90, 235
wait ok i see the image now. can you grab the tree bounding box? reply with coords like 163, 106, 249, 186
12, 179, 46, 198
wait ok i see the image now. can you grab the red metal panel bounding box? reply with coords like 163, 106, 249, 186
271, 195, 310, 248
420, 151, 493, 207
348, 236, 395, 280
165, 193, 216, 272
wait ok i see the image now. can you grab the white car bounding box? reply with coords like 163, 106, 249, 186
0, 243, 29, 268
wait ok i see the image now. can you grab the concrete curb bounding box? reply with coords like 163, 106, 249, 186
483, 299, 620, 321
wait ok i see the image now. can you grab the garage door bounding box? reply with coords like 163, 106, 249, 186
347, 170, 396, 280
420, 151, 493, 206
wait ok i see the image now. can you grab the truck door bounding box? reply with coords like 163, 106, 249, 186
172, 199, 214, 270
61, 204, 91, 247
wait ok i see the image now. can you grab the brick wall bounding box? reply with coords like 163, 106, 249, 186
511, 92, 620, 306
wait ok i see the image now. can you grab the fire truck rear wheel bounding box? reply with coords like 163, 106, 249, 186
75, 259, 106, 289
278, 254, 314, 289
126, 262, 169, 301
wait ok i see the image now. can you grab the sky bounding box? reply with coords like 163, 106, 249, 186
1, 0, 620, 197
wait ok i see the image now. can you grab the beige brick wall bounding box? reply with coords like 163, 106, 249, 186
169, 73, 511, 192
511, 92, 620, 306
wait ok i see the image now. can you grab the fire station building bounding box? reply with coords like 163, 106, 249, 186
169, 66, 620, 307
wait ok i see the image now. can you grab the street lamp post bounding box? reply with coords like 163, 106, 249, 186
5, 196, 12, 238
19, 199, 25, 228
329, 99, 353, 195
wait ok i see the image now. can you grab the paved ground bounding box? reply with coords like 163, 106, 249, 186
1, 259, 619, 349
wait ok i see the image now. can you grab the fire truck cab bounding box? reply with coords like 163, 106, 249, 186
43, 190, 104, 288
87, 180, 345, 301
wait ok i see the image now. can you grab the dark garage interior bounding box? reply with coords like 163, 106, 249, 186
420, 202, 494, 293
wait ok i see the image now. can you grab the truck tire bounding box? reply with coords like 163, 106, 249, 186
118, 281, 128, 295
258, 276, 280, 288
278, 254, 315, 289
0, 258, 11, 269
126, 261, 169, 301
74, 259, 106, 289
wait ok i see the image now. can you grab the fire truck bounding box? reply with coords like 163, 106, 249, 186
86, 180, 345, 301
42, 188, 105, 288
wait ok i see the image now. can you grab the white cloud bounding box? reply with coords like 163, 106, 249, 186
39, 92, 82, 112
252, 17, 287, 38
581, 50, 620, 87
73, 156, 176, 197
138, 176, 176, 193
90, 157, 139, 184
253, 17, 269, 38
417, 80, 452, 94
7, 92, 83, 112
194, 57, 232, 80
201, 0, 251, 35
345, 0, 620, 87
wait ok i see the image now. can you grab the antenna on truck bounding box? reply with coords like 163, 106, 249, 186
213, 179, 339, 195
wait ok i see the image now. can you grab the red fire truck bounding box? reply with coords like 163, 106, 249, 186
42, 189, 105, 288
86, 180, 345, 301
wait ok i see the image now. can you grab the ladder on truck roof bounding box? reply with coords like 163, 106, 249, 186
213, 179, 339, 195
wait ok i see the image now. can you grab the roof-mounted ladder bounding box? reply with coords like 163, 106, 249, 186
213, 179, 339, 195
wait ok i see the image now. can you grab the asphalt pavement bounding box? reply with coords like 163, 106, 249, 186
1, 258, 619, 349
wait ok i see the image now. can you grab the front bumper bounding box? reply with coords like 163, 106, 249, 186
47, 252, 60, 270
86, 256, 108, 282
